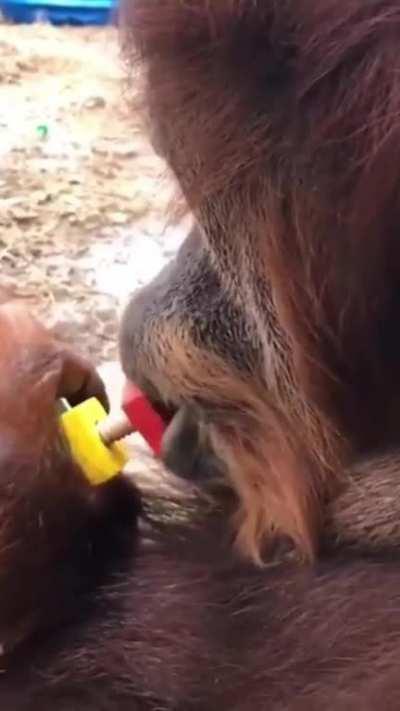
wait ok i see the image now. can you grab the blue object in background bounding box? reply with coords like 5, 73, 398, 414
0, 0, 118, 26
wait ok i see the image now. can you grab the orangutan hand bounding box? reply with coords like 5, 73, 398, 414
0, 301, 108, 440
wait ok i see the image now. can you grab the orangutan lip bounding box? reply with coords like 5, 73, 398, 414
133, 377, 176, 427
148, 398, 176, 426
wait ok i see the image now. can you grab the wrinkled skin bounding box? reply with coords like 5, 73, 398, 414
120, 226, 241, 486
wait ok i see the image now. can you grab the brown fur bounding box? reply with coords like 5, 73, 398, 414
2, 304, 400, 708
119, 0, 400, 561
4, 0, 400, 703
0, 303, 136, 655
327, 453, 400, 551
123, 311, 322, 560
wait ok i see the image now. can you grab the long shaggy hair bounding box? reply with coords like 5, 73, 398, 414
120, 0, 400, 561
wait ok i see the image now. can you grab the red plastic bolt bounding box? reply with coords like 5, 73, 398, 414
122, 382, 166, 456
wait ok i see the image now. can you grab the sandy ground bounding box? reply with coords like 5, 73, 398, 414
0, 20, 186, 363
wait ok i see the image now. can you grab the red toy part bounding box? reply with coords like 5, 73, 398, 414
122, 382, 166, 457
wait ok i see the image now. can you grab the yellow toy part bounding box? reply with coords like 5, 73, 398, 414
59, 397, 128, 486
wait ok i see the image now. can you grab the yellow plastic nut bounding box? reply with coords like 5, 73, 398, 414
59, 397, 128, 486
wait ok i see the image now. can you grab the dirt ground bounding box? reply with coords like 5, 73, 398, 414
0, 20, 186, 363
